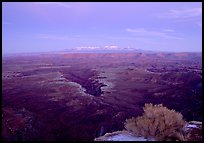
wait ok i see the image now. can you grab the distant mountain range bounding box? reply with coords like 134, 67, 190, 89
3, 47, 201, 56
61, 46, 202, 54
62, 47, 155, 53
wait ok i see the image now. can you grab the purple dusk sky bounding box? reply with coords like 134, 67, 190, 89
2, 2, 202, 54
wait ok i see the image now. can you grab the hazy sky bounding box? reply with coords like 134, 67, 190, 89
2, 2, 202, 54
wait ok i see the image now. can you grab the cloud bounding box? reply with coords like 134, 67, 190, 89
38, 34, 75, 40
157, 7, 202, 27
158, 7, 202, 19
126, 28, 166, 37
34, 2, 71, 8
126, 28, 183, 40
162, 29, 175, 32
108, 36, 150, 41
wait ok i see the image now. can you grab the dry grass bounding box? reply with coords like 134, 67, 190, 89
124, 103, 186, 141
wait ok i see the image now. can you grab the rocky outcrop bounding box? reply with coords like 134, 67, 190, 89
94, 130, 155, 141
94, 121, 202, 141
184, 121, 202, 141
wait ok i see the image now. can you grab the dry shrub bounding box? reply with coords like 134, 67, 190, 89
124, 103, 186, 141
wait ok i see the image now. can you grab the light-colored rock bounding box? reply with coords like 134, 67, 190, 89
94, 130, 155, 141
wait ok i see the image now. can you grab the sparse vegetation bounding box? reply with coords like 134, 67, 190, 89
124, 103, 186, 141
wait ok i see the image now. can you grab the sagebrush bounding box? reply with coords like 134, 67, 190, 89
124, 103, 186, 141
